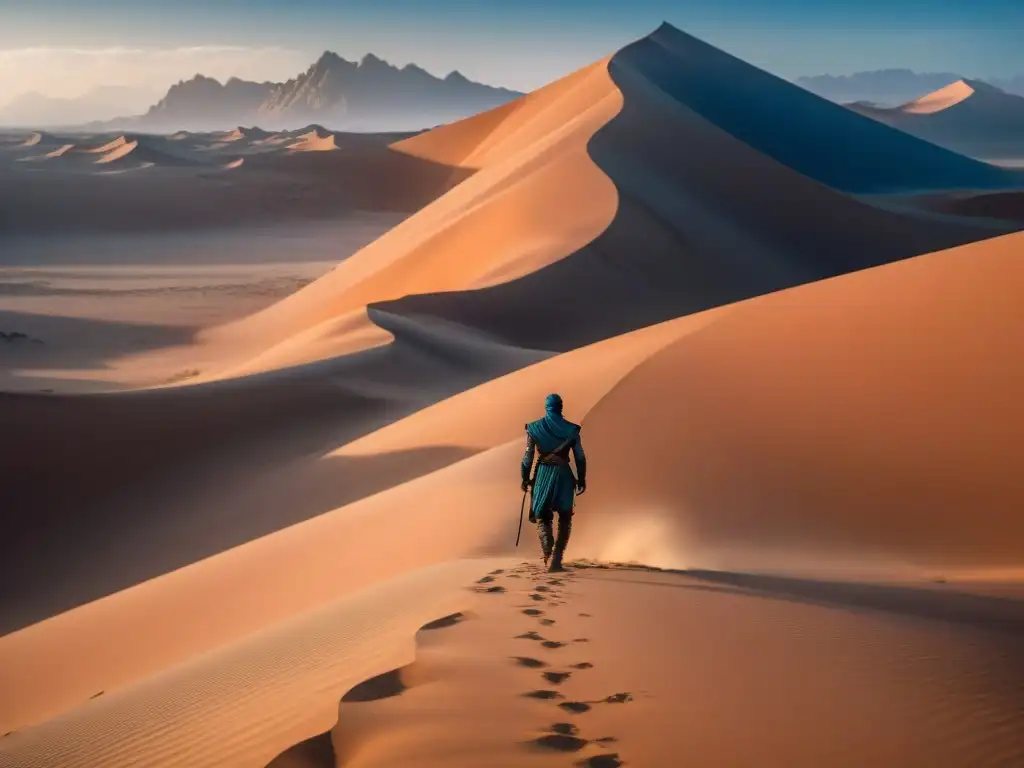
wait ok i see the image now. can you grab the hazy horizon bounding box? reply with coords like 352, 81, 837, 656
3, 0, 1024, 120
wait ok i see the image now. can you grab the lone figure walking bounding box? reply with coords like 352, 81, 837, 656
521, 393, 587, 572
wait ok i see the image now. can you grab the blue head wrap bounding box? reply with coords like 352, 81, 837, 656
545, 393, 563, 415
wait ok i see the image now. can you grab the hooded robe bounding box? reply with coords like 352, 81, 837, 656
521, 395, 586, 518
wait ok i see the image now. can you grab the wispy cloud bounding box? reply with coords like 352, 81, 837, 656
0, 45, 310, 106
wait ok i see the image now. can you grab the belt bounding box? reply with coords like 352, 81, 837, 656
538, 454, 569, 466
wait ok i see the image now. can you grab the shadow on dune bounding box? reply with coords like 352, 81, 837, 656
266, 611, 465, 768
0, 310, 546, 633
0, 310, 195, 388
682, 570, 1024, 635
0, 381, 471, 633
0, 143, 472, 235
265, 732, 334, 768
6, 24, 1023, 630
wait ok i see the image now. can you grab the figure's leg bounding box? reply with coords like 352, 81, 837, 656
549, 509, 573, 572
536, 509, 554, 566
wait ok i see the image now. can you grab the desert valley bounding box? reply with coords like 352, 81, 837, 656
1, 20, 1023, 768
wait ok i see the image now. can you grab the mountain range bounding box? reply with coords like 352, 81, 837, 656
2, 51, 523, 133
0, 86, 159, 127
797, 69, 1024, 106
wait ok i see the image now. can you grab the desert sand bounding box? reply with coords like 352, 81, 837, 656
2, 21, 1023, 768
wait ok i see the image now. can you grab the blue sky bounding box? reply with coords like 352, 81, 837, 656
2, 0, 1023, 101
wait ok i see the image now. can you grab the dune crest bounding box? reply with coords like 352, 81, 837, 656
902, 79, 978, 114
18, 132, 44, 147
287, 132, 338, 152
197, 23, 1018, 381
94, 139, 140, 164
82, 135, 132, 154
197, 58, 622, 376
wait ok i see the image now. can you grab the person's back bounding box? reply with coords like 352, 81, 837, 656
521, 393, 586, 572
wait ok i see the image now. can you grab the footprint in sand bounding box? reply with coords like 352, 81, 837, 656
513, 657, 548, 669
522, 608, 544, 617
479, 585, 506, 594
516, 631, 544, 641
571, 662, 594, 670
603, 693, 633, 704
489, 569, 506, 575
579, 613, 592, 618
577, 755, 624, 767
540, 618, 556, 626
573, 638, 590, 643
524, 690, 564, 700
559, 701, 592, 714
529, 593, 546, 601
543, 671, 571, 685
558, 692, 633, 714
533, 723, 589, 753
542, 640, 566, 649
534, 585, 552, 592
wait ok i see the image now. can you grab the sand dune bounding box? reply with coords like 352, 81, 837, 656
79, 135, 133, 154
0, 130, 469, 234
43, 144, 74, 158
903, 79, 979, 114
17, 132, 45, 148
313, 563, 1024, 768
337, 231, 1024, 573
220, 127, 266, 142
3, 231, 1020, 743
202, 25, 1017, 380
0, 560, 502, 768
199, 58, 621, 373
288, 131, 338, 152
850, 79, 1024, 160
93, 138, 139, 164
14, 143, 75, 162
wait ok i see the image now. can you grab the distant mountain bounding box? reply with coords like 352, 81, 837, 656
126, 52, 521, 133
141, 75, 277, 132
258, 52, 520, 131
797, 69, 1024, 106
847, 79, 1024, 159
0, 86, 159, 127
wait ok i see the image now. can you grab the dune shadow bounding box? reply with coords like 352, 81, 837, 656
682, 570, 1024, 635
274, 610, 463, 767
341, 667, 408, 703
265, 731, 334, 768
0, 145, 474, 236
366, 28, 1022, 358
420, 612, 465, 631
0, 309, 195, 385
0, 394, 472, 633
0, 295, 549, 633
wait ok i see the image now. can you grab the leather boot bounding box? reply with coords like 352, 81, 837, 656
537, 516, 554, 566
549, 512, 572, 572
